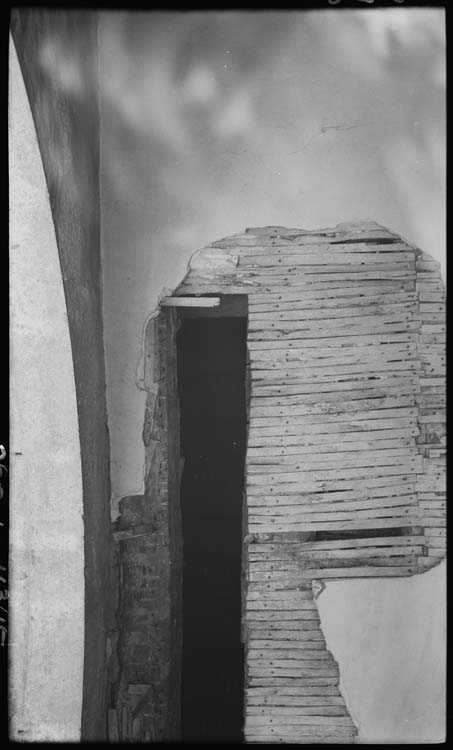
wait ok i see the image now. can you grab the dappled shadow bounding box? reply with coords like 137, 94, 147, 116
98, 9, 445, 270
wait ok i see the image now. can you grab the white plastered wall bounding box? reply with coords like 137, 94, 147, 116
9, 38, 85, 741
318, 561, 446, 743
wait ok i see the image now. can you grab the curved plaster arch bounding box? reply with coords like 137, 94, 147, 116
9, 38, 85, 741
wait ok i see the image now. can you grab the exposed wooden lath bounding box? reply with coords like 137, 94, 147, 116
160, 296, 220, 306
175, 220, 445, 744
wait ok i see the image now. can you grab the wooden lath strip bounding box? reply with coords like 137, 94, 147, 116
249, 395, 415, 415
238, 249, 413, 264
247, 566, 417, 580
246, 695, 346, 705
250, 383, 420, 399
248, 322, 420, 339
248, 545, 425, 562
247, 513, 420, 530
249, 495, 418, 514
244, 713, 354, 727
251, 362, 421, 379
249, 283, 414, 303
247, 474, 418, 491
250, 368, 420, 385
246, 533, 424, 549
236, 269, 416, 282
248, 332, 418, 349
248, 430, 418, 448
247, 451, 415, 468
245, 687, 348, 696
249, 303, 417, 321
249, 291, 418, 311
250, 346, 421, 362
247, 522, 421, 536
160, 296, 220, 307
247, 420, 419, 439
247, 455, 418, 473
249, 405, 417, 425
247, 554, 419, 574
246, 705, 349, 717
247, 486, 416, 505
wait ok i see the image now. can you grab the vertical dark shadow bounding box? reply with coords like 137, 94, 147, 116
177, 317, 247, 742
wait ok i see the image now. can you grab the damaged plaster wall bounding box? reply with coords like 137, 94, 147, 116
106, 235, 446, 743
100, 7, 445, 513
99, 10, 445, 742
9, 39, 84, 742
173, 228, 446, 743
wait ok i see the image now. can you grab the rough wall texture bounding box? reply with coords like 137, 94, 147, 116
109, 309, 182, 742
173, 221, 446, 743
176, 222, 446, 565
10, 10, 112, 740
106, 222, 444, 741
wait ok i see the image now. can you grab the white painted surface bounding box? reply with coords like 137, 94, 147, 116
318, 560, 446, 744
98, 9, 445, 742
9, 39, 85, 741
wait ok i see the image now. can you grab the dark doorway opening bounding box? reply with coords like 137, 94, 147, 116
177, 311, 247, 742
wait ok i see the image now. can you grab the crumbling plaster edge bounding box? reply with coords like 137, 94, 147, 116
313, 556, 446, 744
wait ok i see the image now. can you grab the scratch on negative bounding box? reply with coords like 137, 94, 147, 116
289, 122, 371, 155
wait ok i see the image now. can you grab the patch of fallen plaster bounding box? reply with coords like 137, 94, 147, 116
115, 236, 235, 524
134, 289, 172, 392
125, 241, 234, 520
189, 246, 239, 274
315, 561, 446, 743
110, 459, 147, 523
110, 286, 176, 523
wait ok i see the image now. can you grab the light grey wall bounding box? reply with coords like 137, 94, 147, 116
99, 9, 445, 742
319, 559, 446, 743
9, 40, 84, 741
11, 9, 112, 738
